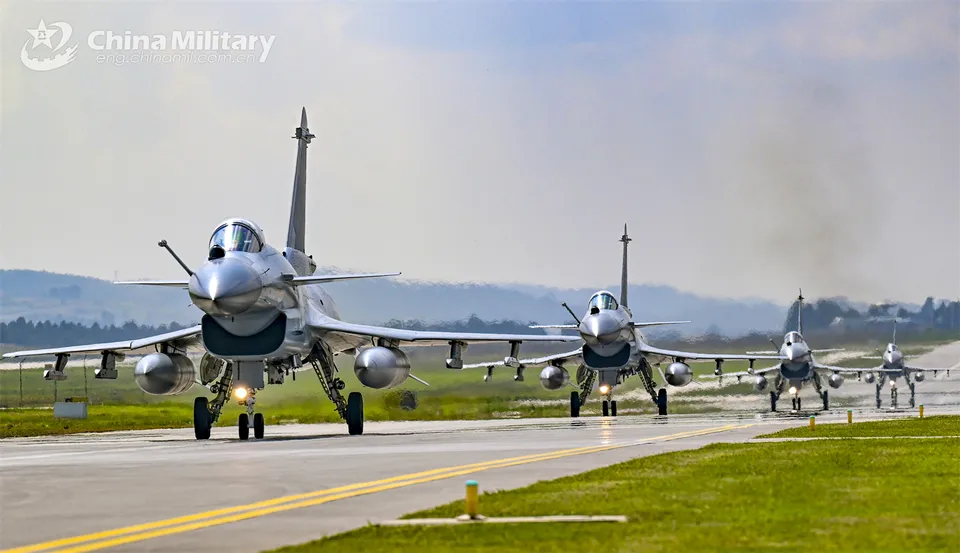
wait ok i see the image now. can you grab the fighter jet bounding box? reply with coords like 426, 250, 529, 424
840, 320, 955, 409
464, 226, 782, 417
702, 291, 862, 412
2, 108, 581, 440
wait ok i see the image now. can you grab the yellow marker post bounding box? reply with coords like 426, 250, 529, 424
919, 405, 924, 419
847, 410, 852, 424
809, 416, 815, 431
465, 480, 479, 519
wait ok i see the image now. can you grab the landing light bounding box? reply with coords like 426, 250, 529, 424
788, 386, 797, 395
599, 385, 611, 395
889, 380, 896, 388
234, 387, 248, 400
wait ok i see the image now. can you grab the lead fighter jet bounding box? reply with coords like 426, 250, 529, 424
3, 109, 581, 440
464, 226, 781, 417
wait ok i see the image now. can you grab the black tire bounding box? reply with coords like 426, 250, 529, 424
238, 414, 249, 440
797, 397, 802, 411
193, 397, 211, 440
346, 392, 364, 435
769, 391, 777, 412
657, 388, 667, 416
610, 400, 617, 417
570, 391, 580, 418
602, 400, 609, 417
822, 390, 829, 411
253, 413, 264, 439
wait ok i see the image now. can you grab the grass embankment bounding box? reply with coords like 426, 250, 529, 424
0, 348, 740, 438
759, 414, 960, 438
268, 432, 960, 552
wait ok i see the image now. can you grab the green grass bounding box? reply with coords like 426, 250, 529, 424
758, 415, 960, 439
267, 439, 960, 553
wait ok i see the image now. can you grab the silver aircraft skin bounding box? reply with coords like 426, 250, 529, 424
3, 108, 581, 440
703, 291, 862, 412
841, 321, 955, 409
465, 226, 782, 417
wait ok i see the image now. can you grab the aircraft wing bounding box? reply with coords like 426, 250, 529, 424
814, 362, 879, 374
285, 272, 401, 285
113, 280, 190, 288
1, 325, 203, 358
309, 317, 583, 350
638, 343, 784, 362
463, 348, 584, 369
904, 364, 956, 373
701, 364, 782, 381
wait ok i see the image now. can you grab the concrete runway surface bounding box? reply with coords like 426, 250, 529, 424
2, 342, 958, 553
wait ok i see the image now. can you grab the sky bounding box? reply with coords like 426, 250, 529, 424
2, 0, 958, 305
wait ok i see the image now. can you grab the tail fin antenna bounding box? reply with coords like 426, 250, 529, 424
287, 107, 314, 252
619, 224, 632, 308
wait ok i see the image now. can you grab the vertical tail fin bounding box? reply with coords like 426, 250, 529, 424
797, 288, 805, 334
619, 224, 631, 308
287, 107, 314, 253
892, 318, 897, 345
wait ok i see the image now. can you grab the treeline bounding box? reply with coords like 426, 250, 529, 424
784, 298, 960, 334
382, 315, 542, 335
0, 315, 544, 349
0, 318, 191, 348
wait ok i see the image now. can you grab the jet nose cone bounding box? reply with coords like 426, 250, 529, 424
189, 257, 262, 316
580, 313, 622, 345
785, 344, 807, 362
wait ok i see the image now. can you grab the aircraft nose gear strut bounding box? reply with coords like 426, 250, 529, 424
237, 391, 264, 440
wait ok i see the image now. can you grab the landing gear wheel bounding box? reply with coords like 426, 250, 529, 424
602, 400, 609, 417
909, 384, 916, 408
797, 397, 802, 411
238, 414, 249, 440
570, 391, 580, 418
822, 391, 829, 411
253, 413, 264, 439
193, 397, 211, 440
791, 397, 797, 411
610, 400, 617, 417
657, 388, 667, 416
770, 392, 778, 412
346, 392, 364, 435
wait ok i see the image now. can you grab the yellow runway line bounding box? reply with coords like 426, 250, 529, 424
4, 423, 748, 553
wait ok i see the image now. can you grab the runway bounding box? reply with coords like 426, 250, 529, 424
1, 341, 957, 553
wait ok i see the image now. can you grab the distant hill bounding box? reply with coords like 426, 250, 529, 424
0, 269, 789, 335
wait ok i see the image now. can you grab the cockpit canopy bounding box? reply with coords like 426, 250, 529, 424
209, 219, 264, 253
785, 331, 803, 345
587, 292, 619, 313
888, 343, 899, 352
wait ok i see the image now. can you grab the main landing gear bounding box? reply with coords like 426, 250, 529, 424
657, 388, 667, 416
570, 364, 594, 418
194, 362, 235, 440
309, 342, 363, 435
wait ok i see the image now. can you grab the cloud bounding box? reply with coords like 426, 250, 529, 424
1, 1, 956, 305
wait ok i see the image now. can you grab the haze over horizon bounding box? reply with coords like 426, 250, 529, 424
2, 1, 958, 305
